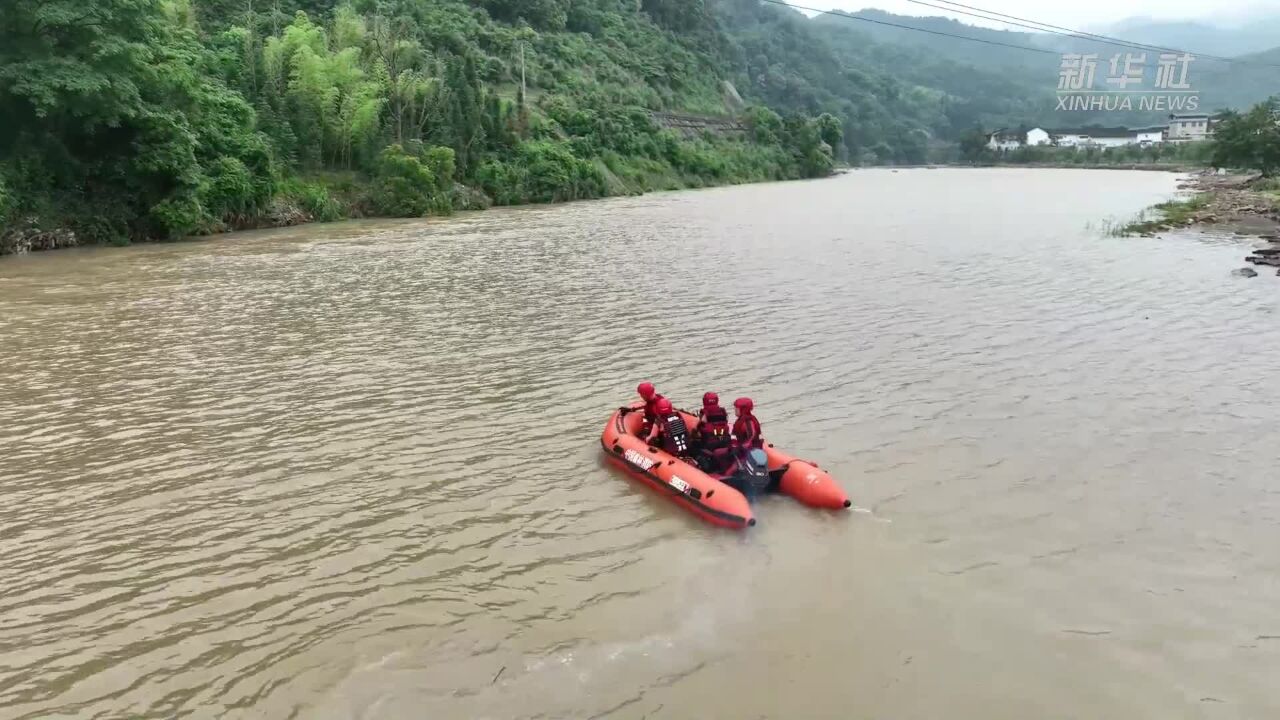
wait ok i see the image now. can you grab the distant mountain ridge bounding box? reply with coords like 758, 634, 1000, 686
798, 7, 1280, 129
1089, 15, 1280, 58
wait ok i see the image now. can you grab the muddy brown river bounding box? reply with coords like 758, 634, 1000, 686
2, 168, 1279, 719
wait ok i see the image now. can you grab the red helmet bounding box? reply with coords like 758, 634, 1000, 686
654, 398, 673, 414
637, 382, 656, 400
734, 397, 754, 411
703, 392, 719, 406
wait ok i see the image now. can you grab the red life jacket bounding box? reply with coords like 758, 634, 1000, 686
733, 413, 763, 448
698, 405, 731, 450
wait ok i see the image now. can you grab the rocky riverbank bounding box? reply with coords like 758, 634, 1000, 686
1006, 162, 1206, 172
0, 220, 82, 255
0, 204, 311, 257
1121, 171, 1280, 276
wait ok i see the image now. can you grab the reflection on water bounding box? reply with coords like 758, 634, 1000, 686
2, 169, 1279, 719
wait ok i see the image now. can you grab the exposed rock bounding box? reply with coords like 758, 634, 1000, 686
1232, 267, 1258, 278
0, 219, 80, 255
1150, 173, 1280, 269
265, 200, 310, 227
450, 183, 493, 211
721, 80, 746, 112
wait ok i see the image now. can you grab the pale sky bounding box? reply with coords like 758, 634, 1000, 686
799, 0, 1277, 29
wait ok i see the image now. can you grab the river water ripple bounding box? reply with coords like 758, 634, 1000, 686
2, 169, 1279, 719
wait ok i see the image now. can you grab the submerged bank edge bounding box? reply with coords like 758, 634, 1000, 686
1109, 171, 1280, 274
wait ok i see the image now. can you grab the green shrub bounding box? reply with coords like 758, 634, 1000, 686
670, 141, 728, 179
474, 159, 523, 205
148, 194, 208, 239
743, 106, 784, 146
277, 178, 346, 222
75, 215, 132, 246
371, 144, 455, 217
1251, 176, 1280, 192
199, 157, 256, 221
519, 141, 605, 202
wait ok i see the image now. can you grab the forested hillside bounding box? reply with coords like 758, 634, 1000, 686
1196, 48, 1280, 114
1, 0, 842, 247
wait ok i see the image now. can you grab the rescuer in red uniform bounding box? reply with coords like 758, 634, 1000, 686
732, 397, 763, 450
695, 392, 733, 473
636, 381, 665, 437
646, 397, 692, 457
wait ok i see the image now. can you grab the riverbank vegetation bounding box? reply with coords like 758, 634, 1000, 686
0, 0, 848, 251
1211, 98, 1280, 178
1110, 194, 1213, 237
1116, 175, 1280, 237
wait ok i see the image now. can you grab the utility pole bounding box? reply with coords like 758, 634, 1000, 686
245, 0, 257, 94
515, 31, 531, 138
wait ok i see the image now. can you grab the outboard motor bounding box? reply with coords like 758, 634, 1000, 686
724, 447, 772, 502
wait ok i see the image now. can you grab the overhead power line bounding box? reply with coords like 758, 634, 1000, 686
756, 0, 1280, 70
904, 0, 1273, 67
756, 0, 1057, 55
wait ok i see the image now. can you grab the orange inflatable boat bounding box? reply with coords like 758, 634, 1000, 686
600, 402, 850, 529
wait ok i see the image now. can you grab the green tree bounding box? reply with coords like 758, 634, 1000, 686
1211, 98, 1280, 177
781, 114, 834, 177
958, 126, 989, 162
367, 10, 435, 145
481, 0, 566, 31
431, 53, 485, 179
0, 0, 278, 240
372, 143, 454, 216
641, 0, 709, 32
743, 106, 784, 145
814, 112, 844, 159
0, 0, 161, 136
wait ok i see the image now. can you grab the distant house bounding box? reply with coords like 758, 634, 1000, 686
1166, 114, 1213, 143
1050, 130, 1088, 148
987, 129, 1024, 151
1025, 128, 1051, 147
1132, 126, 1166, 146
1049, 127, 1134, 149
986, 127, 1050, 151
1048, 126, 1178, 149
988, 122, 1185, 152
